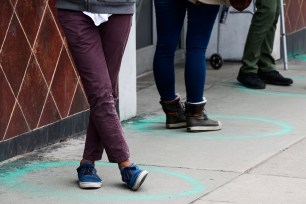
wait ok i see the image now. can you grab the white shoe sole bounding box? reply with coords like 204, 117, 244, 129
187, 121, 222, 132
79, 181, 102, 189
166, 122, 187, 129
131, 170, 148, 191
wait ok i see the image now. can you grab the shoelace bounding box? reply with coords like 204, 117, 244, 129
202, 108, 209, 120
82, 166, 96, 176
179, 102, 186, 117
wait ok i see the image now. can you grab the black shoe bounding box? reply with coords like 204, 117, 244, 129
237, 71, 266, 89
258, 70, 293, 86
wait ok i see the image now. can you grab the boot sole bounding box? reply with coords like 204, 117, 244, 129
166, 122, 187, 129
187, 126, 222, 132
187, 122, 222, 132
262, 80, 293, 86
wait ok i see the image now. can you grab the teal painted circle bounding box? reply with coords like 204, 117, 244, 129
239, 86, 306, 98
290, 76, 306, 81
288, 53, 306, 61
124, 115, 293, 139
295, 55, 306, 61
0, 161, 204, 201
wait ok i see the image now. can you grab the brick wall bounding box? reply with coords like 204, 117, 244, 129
284, 0, 306, 34
284, 0, 306, 55
0, 0, 89, 161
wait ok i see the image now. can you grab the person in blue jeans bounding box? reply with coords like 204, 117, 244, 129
153, 0, 222, 132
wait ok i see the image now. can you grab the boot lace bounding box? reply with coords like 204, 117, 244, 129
179, 102, 186, 117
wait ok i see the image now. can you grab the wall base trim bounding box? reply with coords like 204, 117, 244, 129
0, 111, 89, 162
286, 28, 306, 56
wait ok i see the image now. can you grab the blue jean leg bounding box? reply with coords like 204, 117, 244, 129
153, 0, 219, 102
185, 3, 219, 103
153, 0, 187, 101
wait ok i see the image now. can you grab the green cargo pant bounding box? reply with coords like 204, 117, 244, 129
240, 0, 280, 73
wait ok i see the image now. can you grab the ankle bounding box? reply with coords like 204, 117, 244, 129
161, 94, 181, 103
80, 159, 94, 166
118, 160, 133, 169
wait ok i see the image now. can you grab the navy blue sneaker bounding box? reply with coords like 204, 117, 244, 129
120, 164, 148, 191
76, 162, 102, 189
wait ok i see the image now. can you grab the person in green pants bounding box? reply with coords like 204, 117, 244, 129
237, 0, 293, 89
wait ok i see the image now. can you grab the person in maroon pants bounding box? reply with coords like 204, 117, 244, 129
55, 0, 148, 191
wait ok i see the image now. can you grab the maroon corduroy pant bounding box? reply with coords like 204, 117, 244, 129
57, 9, 131, 163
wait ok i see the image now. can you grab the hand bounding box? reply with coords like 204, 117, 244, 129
229, 0, 252, 11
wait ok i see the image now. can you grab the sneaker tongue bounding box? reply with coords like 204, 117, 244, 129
83, 165, 96, 175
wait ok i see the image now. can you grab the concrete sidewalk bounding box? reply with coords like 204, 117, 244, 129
1, 58, 306, 204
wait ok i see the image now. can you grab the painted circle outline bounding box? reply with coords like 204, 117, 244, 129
0, 161, 204, 201
239, 86, 306, 98
125, 115, 294, 139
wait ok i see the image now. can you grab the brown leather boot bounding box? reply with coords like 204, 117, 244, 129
160, 96, 186, 129
185, 102, 222, 132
